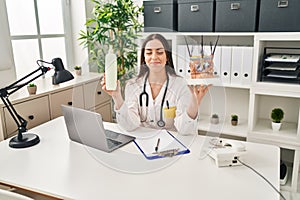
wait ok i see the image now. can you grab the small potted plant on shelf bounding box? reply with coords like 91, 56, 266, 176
231, 114, 238, 126
74, 66, 82, 76
210, 114, 219, 124
27, 83, 37, 95
271, 108, 284, 131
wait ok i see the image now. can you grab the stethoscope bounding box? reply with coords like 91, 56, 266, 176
139, 72, 169, 127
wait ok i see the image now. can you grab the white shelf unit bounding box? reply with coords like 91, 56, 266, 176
248, 33, 300, 192
141, 32, 300, 191
174, 33, 254, 139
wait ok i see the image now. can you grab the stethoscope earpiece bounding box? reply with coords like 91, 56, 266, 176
139, 91, 149, 107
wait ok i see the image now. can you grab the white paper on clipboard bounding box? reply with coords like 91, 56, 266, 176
133, 129, 190, 160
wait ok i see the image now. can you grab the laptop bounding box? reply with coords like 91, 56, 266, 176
61, 105, 135, 152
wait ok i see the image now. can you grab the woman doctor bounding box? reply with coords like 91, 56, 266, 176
101, 34, 210, 135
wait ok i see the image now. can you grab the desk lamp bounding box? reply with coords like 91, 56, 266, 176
0, 58, 74, 148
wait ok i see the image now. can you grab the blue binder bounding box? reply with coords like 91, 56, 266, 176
133, 129, 190, 160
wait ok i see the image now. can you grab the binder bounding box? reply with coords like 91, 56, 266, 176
177, 45, 186, 77
231, 46, 243, 85
134, 129, 190, 160
241, 47, 253, 85
221, 46, 232, 84
184, 45, 191, 77
212, 46, 222, 77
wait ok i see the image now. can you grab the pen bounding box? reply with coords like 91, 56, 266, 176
201, 35, 204, 58
184, 36, 191, 57
155, 138, 160, 152
166, 100, 169, 109
212, 35, 220, 55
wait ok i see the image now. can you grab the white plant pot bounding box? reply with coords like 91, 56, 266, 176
75, 69, 81, 76
272, 122, 282, 131
210, 118, 219, 124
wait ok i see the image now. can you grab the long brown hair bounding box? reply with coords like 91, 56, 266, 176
138, 34, 177, 78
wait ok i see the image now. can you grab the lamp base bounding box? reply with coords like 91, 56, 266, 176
9, 133, 40, 148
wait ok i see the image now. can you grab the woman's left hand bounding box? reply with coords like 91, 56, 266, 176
189, 84, 212, 106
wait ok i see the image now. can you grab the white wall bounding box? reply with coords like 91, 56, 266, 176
0, 0, 16, 87
70, 0, 89, 74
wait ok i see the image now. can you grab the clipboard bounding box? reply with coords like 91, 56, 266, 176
133, 129, 190, 160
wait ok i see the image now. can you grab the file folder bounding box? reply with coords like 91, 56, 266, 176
212, 46, 222, 77
221, 46, 232, 84
241, 47, 253, 85
185, 46, 191, 77
134, 129, 190, 160
231, 46, 243, 85
177, 45, 187, 77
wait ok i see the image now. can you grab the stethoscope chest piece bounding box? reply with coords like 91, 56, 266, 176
157, 120, 165, 127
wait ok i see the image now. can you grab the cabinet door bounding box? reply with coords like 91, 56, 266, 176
3, 96, 51, 138
84, 80, 111, 110
50, 86, 84, 119
93, 102, 112, 122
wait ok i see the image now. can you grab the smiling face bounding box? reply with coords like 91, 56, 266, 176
144, 39, 167, 74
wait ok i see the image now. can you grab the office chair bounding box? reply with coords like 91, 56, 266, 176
0, 188, 33, 200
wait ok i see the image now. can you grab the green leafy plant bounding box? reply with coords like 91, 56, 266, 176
231, 115, 238, 121
28, 83, 36, 87
79, 0, 143, 85
271, 108, 284, 123
212, 114, 219, 118
74, 66, 81, 70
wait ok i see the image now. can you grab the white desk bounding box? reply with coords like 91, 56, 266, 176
0, 117, 280, 200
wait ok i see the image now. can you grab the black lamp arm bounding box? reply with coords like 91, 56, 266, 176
0, 96, 27, 141
0, 66, 49, 141
5, 66, 49, 95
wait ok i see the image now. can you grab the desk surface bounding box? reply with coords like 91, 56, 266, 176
0, 117, 280, 200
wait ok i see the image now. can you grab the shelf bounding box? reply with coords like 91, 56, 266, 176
197, 115, 248, 138
2, 72, 102, 104
141, 32, 300, 39
186, 77, 250, 89
251, 119, 299, 146
142, 32, 254, 36
254, 32, 300, 41
252, 82, 300, 98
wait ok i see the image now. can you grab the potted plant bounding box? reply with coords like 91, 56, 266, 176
79, 0, 143, 91
27, 83, 37, 95
74, 66, 82, 76
271, 108, 284, 131
210, 114, 219, 124
231, 114, 238, 126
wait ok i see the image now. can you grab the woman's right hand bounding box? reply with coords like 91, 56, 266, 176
100, 75, 120, 97
100, 75, 124, 110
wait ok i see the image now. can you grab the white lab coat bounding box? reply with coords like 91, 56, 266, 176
115, 74, 198, 135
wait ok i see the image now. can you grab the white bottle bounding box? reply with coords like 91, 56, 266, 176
105, 46, 117, 90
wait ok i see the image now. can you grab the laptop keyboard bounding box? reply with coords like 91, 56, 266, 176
105, 130, 123, 149
107, 138, 122, 149
105, 129, 120, 139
